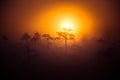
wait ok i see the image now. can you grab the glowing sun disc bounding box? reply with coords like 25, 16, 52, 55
62, 21, 73, 30
64, 23, 72, 29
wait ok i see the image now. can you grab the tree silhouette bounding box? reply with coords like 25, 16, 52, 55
97, 38, 105, 51
42, 34, 53, 49
31, 32, 41, 48
56, 28, 75, 54
54, 37, 61, 40
21, 33, 32, 62
21, 33, 31, 47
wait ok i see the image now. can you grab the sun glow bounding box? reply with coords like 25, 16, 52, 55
64, 23, 72, 29
62, 21, 73, 30
63, 22, 72, 29
28, 5, 96, 40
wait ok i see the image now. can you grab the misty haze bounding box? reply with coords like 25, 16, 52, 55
0, 0, 120, 80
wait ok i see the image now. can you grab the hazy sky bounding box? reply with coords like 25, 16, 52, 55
0, 0, 119, 41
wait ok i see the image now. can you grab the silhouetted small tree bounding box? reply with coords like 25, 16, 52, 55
31, 32, 41, 48
20, 33, 32, 66
54, 37, 61, 40
42, 34, 53, 49
56, 28, 75, 54
21, 33, 31, 42
97, 38, 105, 51
21, 33, 31, 49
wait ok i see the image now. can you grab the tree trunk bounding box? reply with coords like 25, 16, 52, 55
47, 39, 49, 49
65, 38, 67, 54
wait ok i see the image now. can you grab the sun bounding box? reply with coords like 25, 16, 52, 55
62, 21, 73, 30
64, 23, 72, 29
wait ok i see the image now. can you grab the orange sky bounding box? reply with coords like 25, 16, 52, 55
0, 0, 119, 41
27, 4, 96, 39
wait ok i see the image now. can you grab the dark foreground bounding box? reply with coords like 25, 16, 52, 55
0, 41, 120, 80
